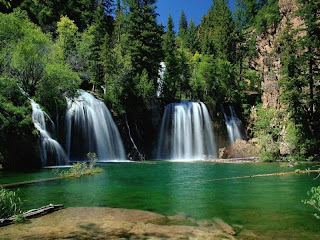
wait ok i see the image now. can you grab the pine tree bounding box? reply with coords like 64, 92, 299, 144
125, 0, 163, 103
178, 10, 188, 46
89, 1, 114, 91
279, 20, 305, 130
186, 19, 199, 54
163, 14, 179, 99
140, 0, 163, 83
114, 0, 124, 44
199, 13, 215, 54
234, 0, 249, 30
295, 0, 320, 156
199, 0, 236, 61
241, 0, 258, 25
179, 10, 188, 33
210, 0, 236, 62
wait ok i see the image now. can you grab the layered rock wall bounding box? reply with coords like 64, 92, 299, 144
252, 0, 305, 155
254, 0, 304, 109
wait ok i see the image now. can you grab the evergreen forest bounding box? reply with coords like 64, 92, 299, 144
0, 0, 319, 168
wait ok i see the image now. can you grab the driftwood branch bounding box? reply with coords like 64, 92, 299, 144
1, 177, 61, 188
168, 170, 320, 185
0, 204, 64, 227
125, 114, 144, 161
209, 157, 259, 163
314, 172, 320, 180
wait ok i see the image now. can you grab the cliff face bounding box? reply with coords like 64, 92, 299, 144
252, 0, 304, 155
254, 0, 304, 109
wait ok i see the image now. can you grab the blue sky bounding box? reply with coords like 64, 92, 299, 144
156, 0, 235, 32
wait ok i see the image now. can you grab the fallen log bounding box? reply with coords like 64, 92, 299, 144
0, 204, 64, 227
168, 170, 320, 185
0, 177, 62, 188
209, 157, 259, 163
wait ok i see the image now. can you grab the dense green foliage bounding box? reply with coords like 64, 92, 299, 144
254, 0, 281, 33
234, 0, 279, 31
13, 213, 26, 223
0, 0, 319, 164
236, 0, 319, 160
0, 77, 32, 138
278, 0, 320, 159
252, 105, 282, 161
0, 187, 22, 219
0, 10, 80, 166
162, 14, 179, 99
252, 104, 299, 161
0, 10, 80, 112
0, 76, 39, 168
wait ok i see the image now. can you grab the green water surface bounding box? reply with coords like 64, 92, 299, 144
1, 162, 319, 239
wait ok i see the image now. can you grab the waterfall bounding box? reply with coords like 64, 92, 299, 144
157, 101, 217, 160
222, 105, 244, 145
65, 90, 126, 161
30, 100, 67, 166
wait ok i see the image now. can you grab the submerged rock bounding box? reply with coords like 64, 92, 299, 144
0, 207, 236, 240
214, 218, 236, 236
237, 229, 260, 240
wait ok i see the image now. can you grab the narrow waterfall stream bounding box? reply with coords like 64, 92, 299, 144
222, 105, 244, 145
30, 100, 67, 166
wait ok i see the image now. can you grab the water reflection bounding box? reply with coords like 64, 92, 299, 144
5, 162, 320, 238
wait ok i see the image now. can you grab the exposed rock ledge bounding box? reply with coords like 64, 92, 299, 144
0, 207, 245, 240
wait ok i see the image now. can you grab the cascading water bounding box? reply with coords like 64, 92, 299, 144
157, 101, 217, 160
222, 105, 244, 145
65, 90, 126, 161
30, 100, 67, 166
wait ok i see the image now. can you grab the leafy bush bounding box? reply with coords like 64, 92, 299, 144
56, 152, 102, 178
0, 11, 80, 115
14, 213, 26, 223
302, 186, 320, 219
259, 151, 276, 162
0, 187, 22, 219
252, 104, 281, 161
0, 77, 33, 135
87, 152, 98, 169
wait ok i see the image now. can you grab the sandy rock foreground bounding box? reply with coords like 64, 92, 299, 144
0, 207, 245, 240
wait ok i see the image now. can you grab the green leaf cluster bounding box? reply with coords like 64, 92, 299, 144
252, 105, 281, 161
0, 187, 22, 219
0, 77, 36, 165
302, 186, 320, 220
0, 10, 80, 113
252, 104, 300, 161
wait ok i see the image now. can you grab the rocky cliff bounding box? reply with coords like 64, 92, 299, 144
254, 0, 304, 109
251, 0, 305, 155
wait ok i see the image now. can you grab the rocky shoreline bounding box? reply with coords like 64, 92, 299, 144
0, 207, 249, 240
